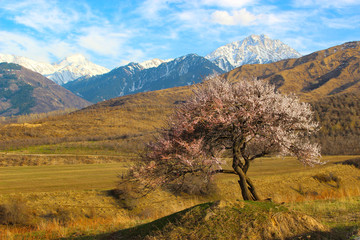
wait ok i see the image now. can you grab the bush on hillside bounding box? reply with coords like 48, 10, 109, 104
0, 198, 34, 226
164, 172, 219, 196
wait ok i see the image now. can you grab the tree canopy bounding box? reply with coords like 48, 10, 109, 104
129, 76, 322, 200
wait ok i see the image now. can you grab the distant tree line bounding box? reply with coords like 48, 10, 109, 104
311, 93, 360, 155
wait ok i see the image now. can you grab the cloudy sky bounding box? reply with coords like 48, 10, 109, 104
0, 0, 359, 69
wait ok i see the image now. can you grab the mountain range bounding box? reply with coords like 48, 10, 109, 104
62, 35, 301, 102
2, 35, 358, 118
63, 54, 225, 102
0, 53, 109, 85
0, 35, 300, 97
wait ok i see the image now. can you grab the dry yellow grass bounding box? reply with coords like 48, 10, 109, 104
0, 86, 192, 154
1, 155, 359, 239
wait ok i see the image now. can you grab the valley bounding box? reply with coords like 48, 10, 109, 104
0, 38, 359, 239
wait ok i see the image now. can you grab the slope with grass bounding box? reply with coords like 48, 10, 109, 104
108, 201, 329, 240
0, 86, 191, 155
224, 41, 360, 101
0, 63, 90, 116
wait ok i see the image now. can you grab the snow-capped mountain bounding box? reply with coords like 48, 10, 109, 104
64, 54, 224, 103
0, 53, 109, 85
139, 58, 173, 69
45, 54, 110, 85
0, 54, 55, 75
205, 34, 302, 72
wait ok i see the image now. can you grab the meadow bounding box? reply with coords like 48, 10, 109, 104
0, 84, 359, 239
1, 152, 360, 239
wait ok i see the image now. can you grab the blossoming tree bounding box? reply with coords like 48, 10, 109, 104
130, 76, 322, 201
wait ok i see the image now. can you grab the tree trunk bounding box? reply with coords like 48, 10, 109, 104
233, 165, 260, 201
232, 139, 261, 201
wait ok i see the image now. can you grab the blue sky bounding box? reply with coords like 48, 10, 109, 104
0, 0, 359, 69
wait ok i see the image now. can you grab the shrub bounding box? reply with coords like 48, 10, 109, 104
0, 198, 34, 226
165, 173, 218, 196
114, 175, 146, 210
313, 172, 341, 188
341, 158, 360, 169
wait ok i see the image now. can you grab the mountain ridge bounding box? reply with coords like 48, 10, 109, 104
64, 54, 225, 103
224, 41, 360, 101
0, 53, 109, 85
206, 34, 302, 72
62, 34, 302, 102
0, 34, 300, 87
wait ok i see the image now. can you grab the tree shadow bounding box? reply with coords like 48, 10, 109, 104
290, 184, 319, 197
60, 202, 212, 240
336, 157, 360, 169
60, 225, 359, 240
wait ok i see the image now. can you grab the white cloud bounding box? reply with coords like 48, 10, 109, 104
200, 0, 256, 8
0, 31, 50, 62
324, 16, 360, 29
77, 27, 130, 56
46, 41, 80, 60
1, 0, 79, 33
176, 8, 210, 28
136, 0, 181, 21
76, 26, 148, 65
0, 31, 74, 62
211, 9, 257, 26
292, 0, 360, 8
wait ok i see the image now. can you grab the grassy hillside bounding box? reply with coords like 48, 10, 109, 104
0, 63, 90, 117
311, 93, 360, 154
1, 85, 359, 155
0, 86, 191, 153
224, 41, 360, 101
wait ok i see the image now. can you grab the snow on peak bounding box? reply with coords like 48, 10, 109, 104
140, 58, 173, 69
0, 53, 56, 75
59, 54, 87, 64
205, 34, 302, 72
50, 54, 110, 84
0, 53, 109, 85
